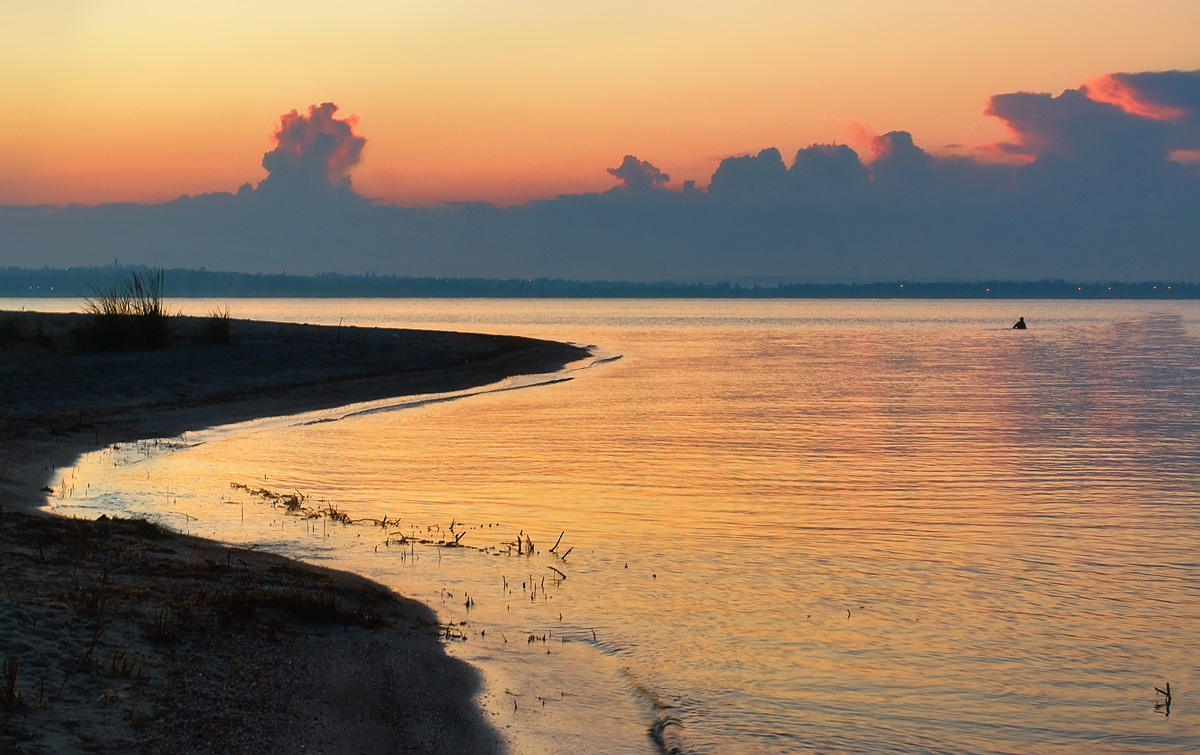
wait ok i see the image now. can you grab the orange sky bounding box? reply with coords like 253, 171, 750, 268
2, 0, 1198, 206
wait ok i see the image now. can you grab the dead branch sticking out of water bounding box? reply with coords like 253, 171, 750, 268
1156, 682, 1172, 716
440, 623, 468, 641
382, 527, 469, 549
229, 483, 310, 516
231, 483, 360, 527
321, 503, 352, 524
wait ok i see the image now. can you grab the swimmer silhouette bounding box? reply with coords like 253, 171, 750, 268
1013, 317, 1027, 329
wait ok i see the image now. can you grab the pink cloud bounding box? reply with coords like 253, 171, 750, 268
1083, 74, 1187, 121
261, 103, 366, 190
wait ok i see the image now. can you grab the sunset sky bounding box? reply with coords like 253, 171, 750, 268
3, 0, 1199, 206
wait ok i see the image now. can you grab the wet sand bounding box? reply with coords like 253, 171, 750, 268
0, 310, 589, 754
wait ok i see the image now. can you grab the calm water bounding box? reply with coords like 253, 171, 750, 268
38, 299, 1200, 754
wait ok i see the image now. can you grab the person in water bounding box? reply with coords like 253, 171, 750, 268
1013, 317, 1027, 329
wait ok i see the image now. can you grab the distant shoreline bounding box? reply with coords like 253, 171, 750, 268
0, 311, 588, 753
4, 266, 1200, 300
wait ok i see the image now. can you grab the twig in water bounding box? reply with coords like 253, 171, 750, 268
1155, 682, 1173, 716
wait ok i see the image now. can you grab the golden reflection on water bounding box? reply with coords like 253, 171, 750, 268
49, 300, 1200, 754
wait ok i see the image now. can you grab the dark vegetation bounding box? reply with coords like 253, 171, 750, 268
0, 314, 21, 349
78, 268, 173, 351
3, 265, 1200, 299
0, 269, 235, 352
198, 305, 231, 346
0, 313, 57, 352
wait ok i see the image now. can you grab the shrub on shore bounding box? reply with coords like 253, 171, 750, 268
76, 269, 174, 351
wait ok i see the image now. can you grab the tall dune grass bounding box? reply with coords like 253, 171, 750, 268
78, 269, 173, 351
198, 305, 232, 345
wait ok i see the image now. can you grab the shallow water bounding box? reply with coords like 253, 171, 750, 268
36, 298, 1200, 754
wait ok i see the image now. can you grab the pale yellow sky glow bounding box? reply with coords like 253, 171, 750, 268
2, 0, 1198, 205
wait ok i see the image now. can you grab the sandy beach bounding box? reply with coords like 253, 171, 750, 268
0, 310, 589, 754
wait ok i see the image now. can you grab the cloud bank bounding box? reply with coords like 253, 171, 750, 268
3, 73, 1200, 282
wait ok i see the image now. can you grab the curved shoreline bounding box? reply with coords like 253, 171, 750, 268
0, 311, 590, 754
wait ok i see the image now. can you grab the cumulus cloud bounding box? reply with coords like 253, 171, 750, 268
787, 143, 869, 199
607, 155, 670, 192
986, 87, 1173, 167
985, 70, 1200, 170
708, 138, 916, 201
707, 147, 787, 201
1084, 73, 1189, 121
868, 131, 933, 187
259, 103, 366, 194
1096, 71, 1200, 152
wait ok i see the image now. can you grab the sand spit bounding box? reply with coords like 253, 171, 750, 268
0, 310, 589, 754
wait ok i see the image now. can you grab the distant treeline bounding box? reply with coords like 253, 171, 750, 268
3, 266, 1200, 299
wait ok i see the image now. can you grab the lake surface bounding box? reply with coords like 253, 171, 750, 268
38, 298, 1200, 754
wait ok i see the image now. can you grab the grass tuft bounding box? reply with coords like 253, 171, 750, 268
144, 608, 175, 642
77, 268, 174, 351
107, 650, 139, 679
198, 305, 232, 345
